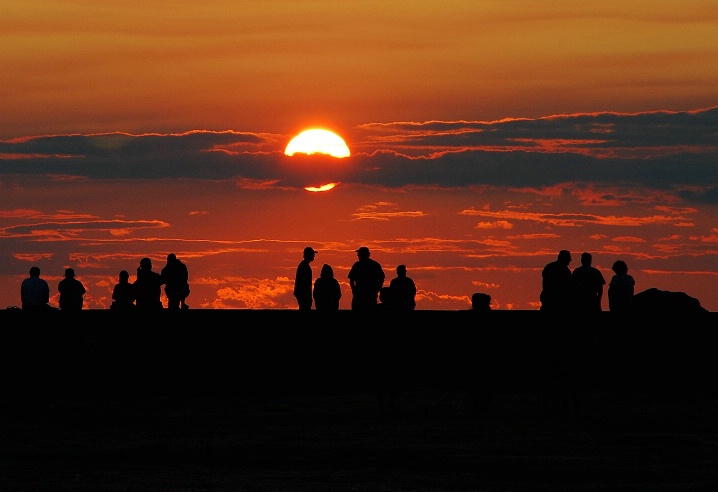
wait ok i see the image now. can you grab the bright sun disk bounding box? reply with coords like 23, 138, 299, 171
284, 129, 350, 158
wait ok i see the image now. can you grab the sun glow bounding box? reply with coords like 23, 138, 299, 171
284, 129, 350, 158
305, 182, 339, 192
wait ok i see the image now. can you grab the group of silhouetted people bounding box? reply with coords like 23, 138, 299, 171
294, 245, 417, 313
539, 249, 635, 315
112, 254, 190, 311
18, 247, 635, 313
19, 253, 190, 312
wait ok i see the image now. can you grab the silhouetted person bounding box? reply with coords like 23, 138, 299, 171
294, 246, 316, 311
471, 292, 492, 312
57, 267, 86, 311
540, 250, 572, 313
570, 252, 606, 314
20, 266, 50, 311
608, 259, 635, 313
161, 253, 190, 310
133, 257, 164, 311
389, 264, 417, 311
111, 270, 136, 310
313, 263, 341, 311
348, 246, 385, 311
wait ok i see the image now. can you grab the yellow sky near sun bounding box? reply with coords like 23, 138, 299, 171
1, 1, 716, 138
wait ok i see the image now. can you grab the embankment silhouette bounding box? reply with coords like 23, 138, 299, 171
1, 309, 715, 399
1, 308, 716, 491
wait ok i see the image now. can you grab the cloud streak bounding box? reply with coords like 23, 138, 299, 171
1, 108, 716, 203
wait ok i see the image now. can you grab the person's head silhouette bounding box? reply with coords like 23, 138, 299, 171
558, 250, 572, 265
64, 267, 75, 278
356, 246, 370, 259
303, 247, 316, 261
612, 260, 628, 275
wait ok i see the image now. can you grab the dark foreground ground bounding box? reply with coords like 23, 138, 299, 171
0, 309, 716, 491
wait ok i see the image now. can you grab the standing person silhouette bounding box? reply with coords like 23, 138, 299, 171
20, 266, 51, 311
293, 247, 316, 311
111, 270, 136, 310
313, 263, 342, 311
608, 259, 635, 313
348, 246, 385, 311
133, 257, 164, 311
389, 264, 417, 311
161, 253, 190, 310
57, 267, 86, 311
540, 250, 573, 313
570, 252, 606, 314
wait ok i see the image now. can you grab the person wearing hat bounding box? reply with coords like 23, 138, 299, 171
348, 246, 386, 311
57, 267, 87, 311
293, 246, 317, 310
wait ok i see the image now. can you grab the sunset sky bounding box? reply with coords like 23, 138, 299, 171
1, 1, 717, 311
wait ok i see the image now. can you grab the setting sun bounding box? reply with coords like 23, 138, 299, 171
284, 129, 350, 158
305, 182, 339, 192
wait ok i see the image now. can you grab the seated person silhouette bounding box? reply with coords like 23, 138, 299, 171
471, 292, 492, 312
111, 270, 136, 310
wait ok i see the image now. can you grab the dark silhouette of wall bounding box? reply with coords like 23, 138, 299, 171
0, 309, 715, 400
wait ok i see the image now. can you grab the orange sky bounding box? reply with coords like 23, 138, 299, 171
1, 1, 717, 311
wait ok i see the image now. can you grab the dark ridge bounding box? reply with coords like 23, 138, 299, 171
1, 309, 715, 399
0, 309, 715, 491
